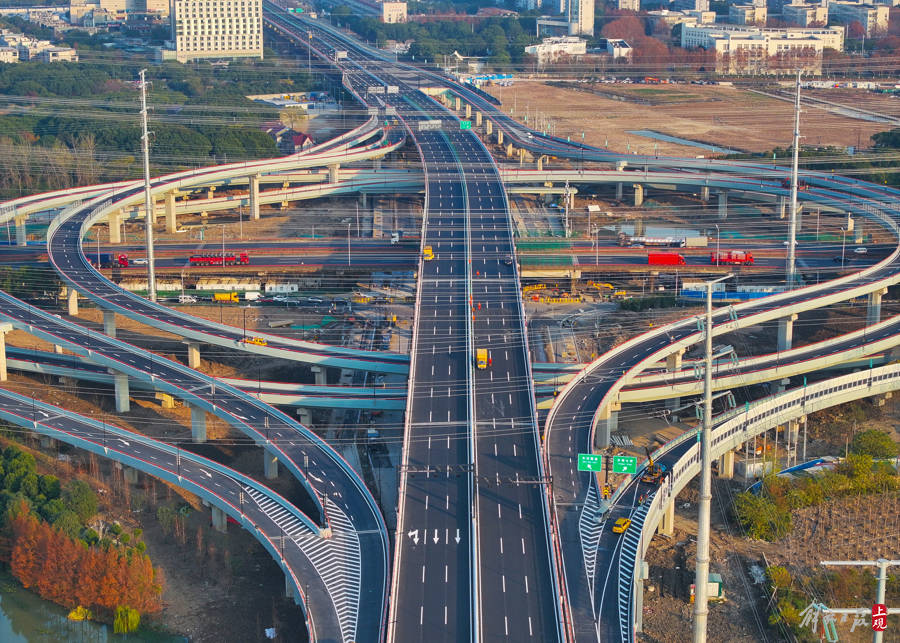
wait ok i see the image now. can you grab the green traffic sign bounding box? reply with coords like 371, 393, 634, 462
612, 455, 638, 475
577, 453, 603, 472
460, 120, 472, 130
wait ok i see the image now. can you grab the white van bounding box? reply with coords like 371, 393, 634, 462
178, 294, 198, 304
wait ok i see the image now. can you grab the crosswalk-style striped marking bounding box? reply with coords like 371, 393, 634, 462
245, 489, 362, 643
615, 495, 653, 643
578, 477, 603, 588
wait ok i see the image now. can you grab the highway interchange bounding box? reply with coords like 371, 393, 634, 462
1, 5, 900, 642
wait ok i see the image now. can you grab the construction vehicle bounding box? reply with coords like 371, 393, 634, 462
476, 348, 488, 369
690, 573, 726, 604
780, 178, 809, 191
423, 245, 434, 261
711, 250, 754, 265
648, 253, 686, 266
189, 252, 250, 267
213, 292, 239, 303
641, 446, 667, 484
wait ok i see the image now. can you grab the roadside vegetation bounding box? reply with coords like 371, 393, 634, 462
734, 430, 900, 541
0, 443, 163, 633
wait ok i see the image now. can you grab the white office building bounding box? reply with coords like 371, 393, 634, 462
828, 2, 890, 37
170, 0, 263, 63
524, 36, 586, 64
567, 0, 594, 35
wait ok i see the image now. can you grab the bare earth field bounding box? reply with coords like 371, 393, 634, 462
486, 82, 892, 156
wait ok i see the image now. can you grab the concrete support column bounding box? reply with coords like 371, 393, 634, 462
475, 111, 482, 127
165, 191, 177, 233
190, 404, 207, 443
185, 341, 200, 369
505, 143, 514, 158
359, 192, 367, 208
464, 103, 471, 119
124, 467, 138, 485
54, 344, 64, 355
717, 190, 728, 220
779, 196, 787, 220
328, 164, 340, 184
795, 202, 803, 232
718, 449, 734, 479
777, 313, 798, 352
264, 449, 279, 480
0, 322, 11, 382
634, 217, 645, 237
633, 184, 644, 207
854, 218, 864, 244
485, 120, 493, 136
868, 287, 888, 326
659, 498, 675, 537
67, 288, 78, 316
518, 148, 526, 166
310, 366, 327, 386
108, 209, 122, 244
497, 130, 503, 146
211, 506, 227, 533
616, 182, 623, 201
103, 310, 116, 338
700, 186, 709, 202
536, 155, 544, 171
454, 96, 461, 111
155, 392, 175, 409
113, 371, 130, 413
14, 214, 27, 246
297, 408, 312, 426
664, 348, 685, 413
249, 174, 260, 221
594, 402, 621, 448
205, 186, 215, 204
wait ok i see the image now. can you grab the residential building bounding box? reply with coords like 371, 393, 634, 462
381, 1, 407, 23
684, 9, 717, 22
604, 38, 634, 60
567, 0, 594, 35
828, 2, 889, 36
170, 0, 263, 63
617, 0, 641, 10
681, 23, 844, 73
729, 4, 767, 24
0, 47, 19, 63
783, 3, 828, 26
673, 0, 710, 11
37, 46, 79, 62
524, 35, 586, 64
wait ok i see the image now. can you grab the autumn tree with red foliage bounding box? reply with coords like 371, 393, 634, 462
7, 501, 162, 618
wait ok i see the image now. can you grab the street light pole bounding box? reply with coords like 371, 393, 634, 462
787, 70, 802, 288
714, 223, 720, 266
841, 226, 847, 269
693, 273, 732, 643
347, 223, 352, 266
138, 69, 157, 303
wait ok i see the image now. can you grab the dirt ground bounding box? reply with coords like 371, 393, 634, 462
486, 82, 890, 156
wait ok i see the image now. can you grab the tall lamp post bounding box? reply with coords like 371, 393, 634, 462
714, 223, 720, 266
692, 273, 733, 643
841, 226, 847, 269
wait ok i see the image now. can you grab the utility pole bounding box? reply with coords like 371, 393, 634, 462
564, 179, 570, 238
819, 559, 900, 643
693, 273, 732, 643
787, 70, 802, 289
138, 69, 157, 302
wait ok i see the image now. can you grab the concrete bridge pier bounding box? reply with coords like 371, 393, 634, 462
165, 191, 177, 233
658, 498, 675, 537
185, 341, 201, 369
717, 190, 728, 219
464, 103, 472, 119
112, 371, 130, 413
108, 209, 122, 244
868, 287, 888, 325
777, 313, 798, 352
717, 449, 734, 479
616, 182, 623, 201
297, 408, 312, 426
67, 288, 78, 316
211, 506, 227, 533
124, 467, 138, 485
359, 192, 367, 208
779, 196, 787, 220
0, 322, 11, 382
454, 96, 461, 111
475, 111, 482, 127
190, 404, 207, 443
854, 218, 864, 244
311, 366, 327, 386
249, 174, 260, 221
594, 401, 621, 448
264, 448, 279, 480
634, 217, 645, 237
485, 120, 493, 136
103, 310, 116, 338
328, 164, 340, 184
14, 214, 27, 246
665, 349, 685, 412
497, 130, 503, 146
700, 186, 709, 202
633, 184, 644, 207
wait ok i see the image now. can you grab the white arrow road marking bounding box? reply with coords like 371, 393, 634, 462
433, 529, 439, 544
408, 529, 419, 545
455, 529, 461, 544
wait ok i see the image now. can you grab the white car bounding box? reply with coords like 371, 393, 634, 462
132, 257, 148, 265
854, 247, 868, 255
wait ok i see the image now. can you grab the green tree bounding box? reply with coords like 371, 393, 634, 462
114, 606, 141, 634
62, 480, 98, 523
733, 490, 791, 541
850, 429, 899, 458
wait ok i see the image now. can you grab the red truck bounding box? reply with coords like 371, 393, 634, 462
647, 253, 686, 266
189, 252, 250, 267
780, 178, 809, 191
711, 250, 754, 265
91, 252, 128, 268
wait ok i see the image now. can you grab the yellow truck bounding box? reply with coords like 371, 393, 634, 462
423, 245, 434, 261
476, 348, 488, 369
213, 292, 239, 303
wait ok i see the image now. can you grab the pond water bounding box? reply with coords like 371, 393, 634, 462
0, 575, 185, 643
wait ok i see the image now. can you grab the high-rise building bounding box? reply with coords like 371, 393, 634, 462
170, 0, 263, 63
567, 0, 594, 35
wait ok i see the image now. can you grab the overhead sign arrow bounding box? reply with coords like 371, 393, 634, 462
408, 529, 419, 545
455, 529, 461, 544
